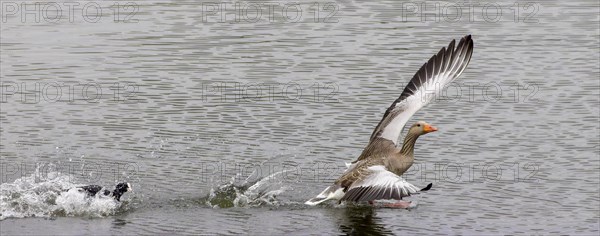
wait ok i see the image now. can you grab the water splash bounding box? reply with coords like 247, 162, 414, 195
0, 165, 128, 220
205, 169, 294, 208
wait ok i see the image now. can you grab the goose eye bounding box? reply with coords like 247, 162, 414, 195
417, 124, 421, 127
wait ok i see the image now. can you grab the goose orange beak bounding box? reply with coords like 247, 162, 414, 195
424, 124, 438, 133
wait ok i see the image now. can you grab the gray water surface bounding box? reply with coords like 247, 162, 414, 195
1, 0, 599, 235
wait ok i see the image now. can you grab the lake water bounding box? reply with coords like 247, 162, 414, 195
1, 0, 599, 234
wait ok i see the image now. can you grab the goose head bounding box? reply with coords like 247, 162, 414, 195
408, 121, 438, 136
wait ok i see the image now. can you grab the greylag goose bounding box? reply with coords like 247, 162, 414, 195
305, 35, 474, 206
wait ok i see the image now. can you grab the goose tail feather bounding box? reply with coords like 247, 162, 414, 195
304, 185, 344, 206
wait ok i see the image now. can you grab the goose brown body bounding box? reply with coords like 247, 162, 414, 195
335, 122, 435, 202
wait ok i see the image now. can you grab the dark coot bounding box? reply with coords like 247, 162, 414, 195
77, 182, 132, 201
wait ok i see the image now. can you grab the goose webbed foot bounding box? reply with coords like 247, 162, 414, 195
382, 200, 412, 208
